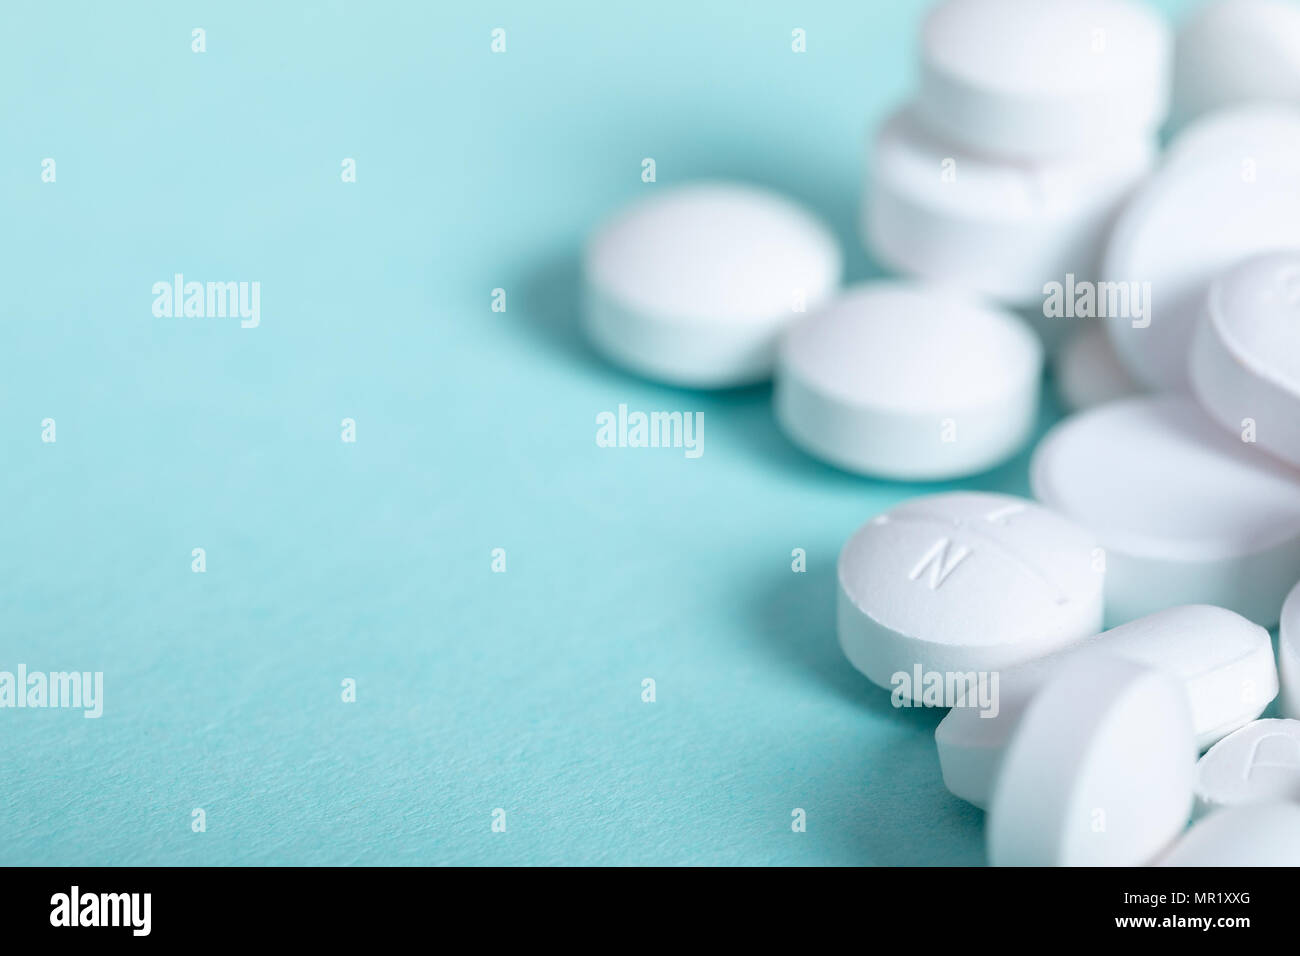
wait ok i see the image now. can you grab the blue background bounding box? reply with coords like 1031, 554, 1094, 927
1, 0, 1194, 865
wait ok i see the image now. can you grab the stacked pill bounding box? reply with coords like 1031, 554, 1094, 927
577, 0, 1300, 866
866, 0, 1167, 312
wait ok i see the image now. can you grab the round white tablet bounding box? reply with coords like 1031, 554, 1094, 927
1103, 107, 1300, 390
937, 604, 1276, 809
775, 283, 1042, 479
1054, 323, 1140, 412
837, 492, 1103, 700
1031, 395, 1300, 626
582, 182, 841, 388
915, 0, 1171, 160
1194, 719, 1300, 816
1189, 252, 1300, 470
864, 107, 1154, 307
1279, 578, 1300, 718
1172, 0, 1300, 127
1158, 803, 1300, 867
988, 655, 1195, 867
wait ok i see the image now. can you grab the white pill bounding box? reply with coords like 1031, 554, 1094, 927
1278, 578, 1300, 718
1189, 252, 1300, 470
1194, 719, 1300, 816
1054, 323, 1140, 412
864, 107, 1155, 307
837, 492, 1103, 700
1103, 108, 1300, 390
1031, 395, 1300, 626
988, 655, 1195, 867
937, 605, 1277, 809
582, 182, 841, 388
775, 283, 1042, 479
1164, 103, 1300, 170
1173, 0, 1300, 127
1158, 803, 1300, 867
915, 0, 1170, 160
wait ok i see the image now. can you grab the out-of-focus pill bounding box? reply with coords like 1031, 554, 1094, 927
836, 492, 1103, 700
775, 283, 1041, 479
1031, 395, 1300, 626
1103, 108, 1300, 390
1173, 0, 1300, 127
1054, 323, 1140, 412
864, 107, 1154, 307
1194, 719, 1300, 816
937, 605, 1276, 809
988, 655, 1195, 867
582, 182, 841, 388
1163, 103, 1300, 169
1189, 252, 1300, 470
1159, 803, 1300, 866
1278, 578, 1300, 718
915, 0, 1170, 160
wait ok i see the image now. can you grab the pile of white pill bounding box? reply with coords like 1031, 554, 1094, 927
581, 0, 1300, 866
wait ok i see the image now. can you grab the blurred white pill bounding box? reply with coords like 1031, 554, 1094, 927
1103, 107, 1300, 390
937, 604, 1276, 808
775, 283, 1041, 479
1159, 803, 1300, 866
864, 107, 1154, 307
1031, 395, 1300, 626
1194, 719, 1300, 816
1279, 578, 1300, 718
1054, 323, 1140, 412
1163, 103, 1300, 169
988, 655, 1195, 867
1189, 251, 1300, 470
582, 182, 841, 388
1173, 0, 1300, 127
837, 492, 1103, 700
915, 0, 1170, 160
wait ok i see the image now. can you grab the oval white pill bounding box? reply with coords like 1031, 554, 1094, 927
582, 182, 841, 388
837, 491, 1103, 700
1054, 323, 1140, 412
1031, 395, 1300, 626
1194, 719, 1300, 816
915, 0, 1170, 160
1281, 579, 1300, 718
1173, 0, 1300, 127
937, 605, 1276, 808
1189, 252, 1300, 470
1103, 107, 1300, 390
775, 283, 1042, 479
988, 654, 1195, 867
1158, 803, 1300, 867
864, 107, 1154, 307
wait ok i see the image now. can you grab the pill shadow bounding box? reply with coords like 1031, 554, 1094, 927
746, 554, 989, 864
746, 552, 918, 721
511, 251, 609, 378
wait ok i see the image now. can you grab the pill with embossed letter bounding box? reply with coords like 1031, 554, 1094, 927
837, 492, 1103, 701
1194, 719, 1300, 816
